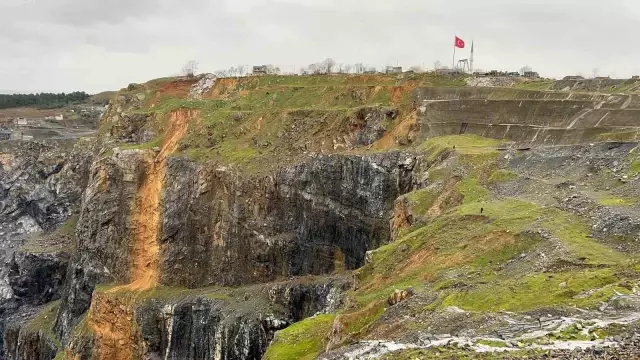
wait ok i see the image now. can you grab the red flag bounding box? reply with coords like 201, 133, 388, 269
455, 36, 465, 49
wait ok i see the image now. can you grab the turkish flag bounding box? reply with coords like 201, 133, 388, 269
455, 36, 465, 48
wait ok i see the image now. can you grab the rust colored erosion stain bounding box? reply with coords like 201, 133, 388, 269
88, 293, 142, 360
87, 109, 196, 360
121, 108, 194, 291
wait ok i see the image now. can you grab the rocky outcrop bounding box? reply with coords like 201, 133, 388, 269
7, 251, 69, 306
54, 150, 414, 343
3, 324, 58, 360
59, 276, 350, 360
265, 276, 351, 321
160, 152, 415, 287
54, 149, 145, 342
0, 139, 92, 358
0, 139, 91, 260
134, 298, 282, 360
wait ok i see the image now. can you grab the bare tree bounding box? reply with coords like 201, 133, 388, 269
592, 68, 599, 79
354, 63, 364, 74
238, 65, 247, 77
182, 60, 199, 78
433, 61, 443, 70
322, 58, 336, 74
409, 66, 424, 73
265, 64, 281, 75
343, 64, 353, 74
308, 62, 324, 75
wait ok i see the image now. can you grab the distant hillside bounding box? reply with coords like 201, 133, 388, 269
0, 92, 90, 110
86, 91, 117, 106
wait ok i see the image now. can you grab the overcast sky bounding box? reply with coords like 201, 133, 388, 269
1, 0, 639, 93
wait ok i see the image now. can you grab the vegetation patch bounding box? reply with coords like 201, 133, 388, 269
405, 188, 440, 216
354, 200, 543, 305
595, 195, 637, 207
21, 215, 78, 254
94, 284, 232, 303
441, 268, 627, 312
24, 301, 62, 348
543, 207, 629, 265
456, 177, 490, 204
476, 339, 509, 348
489, 169, 518, 183
420, 135, 502, 160
340, 300, 387, 338
263, 314, 336, 360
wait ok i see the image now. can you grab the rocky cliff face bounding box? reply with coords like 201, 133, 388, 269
0, 139, 92, 359
4, 73, 640, 360
54, 148, 415, 343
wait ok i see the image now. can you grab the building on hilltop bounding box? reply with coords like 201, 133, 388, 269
563, 75, 585, 81
385, 66, 403, 74
252, 65, 268, 75
523, 71, 540, 78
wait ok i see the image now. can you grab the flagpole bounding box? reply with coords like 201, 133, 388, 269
452, 38, 456, 70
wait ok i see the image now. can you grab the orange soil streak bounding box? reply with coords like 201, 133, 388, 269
391, 199, 412, 239
207, 77, 239, 99
122, 108, 194, 291
426, 177, 462, 217
88, 293, 142, 360
87, 109, 195, 360
372, 111, 418, 150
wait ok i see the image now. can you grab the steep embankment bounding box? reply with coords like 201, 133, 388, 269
5, 73, 640, 360
415, 87, 640, 146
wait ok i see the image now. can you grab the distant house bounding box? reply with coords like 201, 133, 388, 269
563, 75, 585, 81
632, 75, 640, 80
54, 114, 64, 121
594, 76, 611, 80
385, 66, 403, 74
252, 65, 268, 75
15, 118, 28, 126
523, 71, 540, 78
